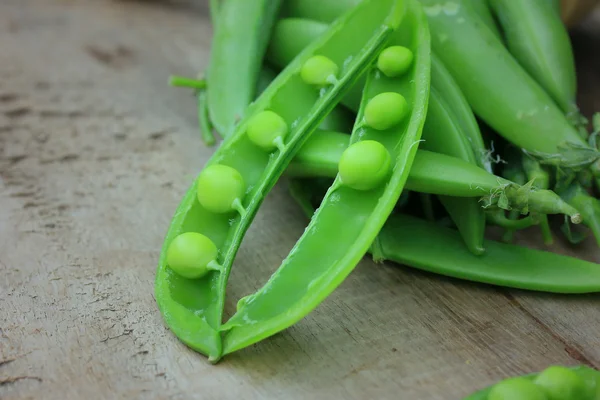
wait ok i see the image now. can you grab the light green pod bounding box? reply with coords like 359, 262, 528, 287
489, 0, 578, 115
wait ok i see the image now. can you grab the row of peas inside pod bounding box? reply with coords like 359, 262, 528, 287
156, 0, 600, 376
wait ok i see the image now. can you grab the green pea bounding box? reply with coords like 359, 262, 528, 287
300, 55, 339, 86
533, 365, 590, 400
338, 140, 391, 191
488, 377, 548, 400
166, 232, 221, 279
246, 110, 288, 151
196, 164, 246, 214
364, 92, 409, 130
377, 46, 414, 77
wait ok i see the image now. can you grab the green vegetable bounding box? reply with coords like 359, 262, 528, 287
287, 130, 583, 222
364, 92, 410, 130
206, 0, 283, 138
289, 179, 600, 294
284, 0, 598, 169
265, 16, 490, 254
533, 366, 589, 400
561, 183, 600, 247
522, 154, 554, 244
155, 0, 405, 362
220, 0, 429, 356
338, 140, 392, 190
165, 232, 221, 279
463, 365, 600, 399
196, 165, 246, 215
420, 87, 486, 254
486, 211, 539, 230
462, 0, 502, 40
419, 0, 597, 170
377, 45, 414, 77
300, 55, 339, 86
488, 378, 548, 400
489, 0, 577, 115
245, 110, 288, 152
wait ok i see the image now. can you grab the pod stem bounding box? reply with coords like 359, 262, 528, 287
198, 90, 217, 146
207, 260, 224, 272
231, 198, 247, 217
169, 75, 207, 90
502, 181, 583, 224
539, 216, 554, 245
486, 210, 539, 230
273, 136, 286, 153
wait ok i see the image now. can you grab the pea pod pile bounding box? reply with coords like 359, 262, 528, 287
157, 0, 600, 363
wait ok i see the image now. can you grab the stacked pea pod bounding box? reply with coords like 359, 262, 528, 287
156, 0, 600, 364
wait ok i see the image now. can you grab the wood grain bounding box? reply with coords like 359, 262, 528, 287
0, 1, 599, 399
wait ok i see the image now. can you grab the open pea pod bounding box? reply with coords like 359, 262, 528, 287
282, 0, 599, 172
155, 0, 406, 362
462, 365, 600, 399
267, 16, 490, 255
289, 178, 600, 294
221, 0, 431, 355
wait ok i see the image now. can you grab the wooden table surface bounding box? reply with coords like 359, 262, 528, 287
1, 1, 599, 399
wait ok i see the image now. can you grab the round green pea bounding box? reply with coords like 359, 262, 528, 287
377, 46, 414, 77
488, 377, 548, 400
166, 232, 218, 279
338, 140, 391, 191
364, 92, 409, 131
300, 55, 339, 86
533, 366, 589, 400
196, 164, 245, 214
246, 110, 288, 151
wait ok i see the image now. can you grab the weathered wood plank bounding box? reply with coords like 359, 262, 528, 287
0, 1, 598, 399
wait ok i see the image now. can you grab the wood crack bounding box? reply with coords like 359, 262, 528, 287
502, 291, 598, 369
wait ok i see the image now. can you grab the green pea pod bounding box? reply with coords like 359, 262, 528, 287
462, 0, 502, 39
419, 0, 597, 170
287, 130, 583, 223
155, 0, 405, 362
278, 0, 599, 170
462, 365, 600, 399
522, 154, 554, 245
420, 88, 486, 254
489, 0, 578, 116
429, 54, 493, 173
289, 179, 600, 294
561, 183, 600, 247
257, 66, 356, 134
221, 0, 430, 355
268, 17, 488, 254
384, 215, 600, 294
268, 17, 493, 172
206, 0, 282, 138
